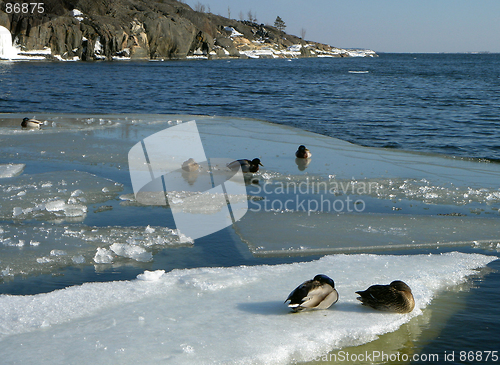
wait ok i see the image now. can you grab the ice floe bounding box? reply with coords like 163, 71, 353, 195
236, 211, 500, 256
1, 112, 499, 269
0, 252, 495, 364
0, 113, 499, 363
0, 170, 122, 221
0, 224, 193, 279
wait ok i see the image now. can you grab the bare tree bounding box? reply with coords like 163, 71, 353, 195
195, 2, 205, 12
300, 28, 306, 40
227, 6, 231, 19
239, 11, 244, 21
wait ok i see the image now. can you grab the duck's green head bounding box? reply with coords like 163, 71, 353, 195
251, 158, 263, 166
314, 274, 335, 288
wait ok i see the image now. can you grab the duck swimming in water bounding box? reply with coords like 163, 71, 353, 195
285, 274, 339, 312
355, 280, 415, 313
21, 117, 42, 129
227, 158, 263, 173
295, 145, 312, 159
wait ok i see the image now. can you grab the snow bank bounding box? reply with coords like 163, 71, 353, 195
0, 253, 495, 364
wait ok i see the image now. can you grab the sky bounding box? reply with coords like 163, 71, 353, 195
183, 0, 500, 53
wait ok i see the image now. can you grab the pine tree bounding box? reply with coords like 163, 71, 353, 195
274, 16, 286, 33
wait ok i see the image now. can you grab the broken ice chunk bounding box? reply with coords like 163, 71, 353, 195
110, 243, 153, 262
0, 164, 25, 178
136, 270, 165, 281
0, 170, 122, 221
93, 247, 114, 264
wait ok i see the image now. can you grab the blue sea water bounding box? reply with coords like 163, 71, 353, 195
1, 54, 500, 161
1, 54, 500, 364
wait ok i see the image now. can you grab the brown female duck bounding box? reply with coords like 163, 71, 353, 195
356, 280, 415, 313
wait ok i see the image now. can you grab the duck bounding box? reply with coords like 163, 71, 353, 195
285, 274, 339, 312
295, 145, 312, 159
227, 158, 263, 173
21, 117, 42, 129
181, 158, 199, 172
355, 280, 415, 313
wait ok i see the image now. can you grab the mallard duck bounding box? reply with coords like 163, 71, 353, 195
355, 280, 415, 313
227, 158, 263, 173
21, 117, 42, 129
285, 274, 339, 312
182, 158, 199, 172
295, 145, 312, 159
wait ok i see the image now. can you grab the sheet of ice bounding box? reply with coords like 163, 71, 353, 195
193, 118, 500, 188
2, 112, 500, 268
0, 164, 25, 178
0, 170, 122, 221
0, 113, 193, 170
190, 117, 500, 253
0, 253, 495, 364
4, 112, 499, 193
235, 211, 500, 256
0, 224, 193, 279
0, 113, 123, 134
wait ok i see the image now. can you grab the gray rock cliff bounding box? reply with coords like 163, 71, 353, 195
0, 0, 377, 60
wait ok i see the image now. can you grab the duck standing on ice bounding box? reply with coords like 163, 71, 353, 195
355, 280, 415, 313
285, 274, 339, 312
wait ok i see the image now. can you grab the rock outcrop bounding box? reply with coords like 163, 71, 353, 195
0, 0, 377, 60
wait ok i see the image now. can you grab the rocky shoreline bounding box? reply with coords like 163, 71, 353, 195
0, 0, 377, 61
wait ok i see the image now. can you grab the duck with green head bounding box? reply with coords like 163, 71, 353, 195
21, 117, 42, 129
285, 274, 339, 312
227, 158, 263, 173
